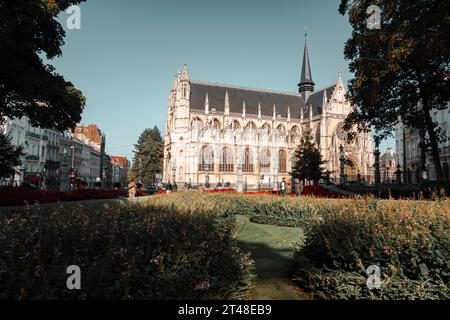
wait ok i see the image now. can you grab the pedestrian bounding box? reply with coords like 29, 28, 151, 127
166, 181, 173, 194
280, 178, 286, 196
128, 178, 137, 199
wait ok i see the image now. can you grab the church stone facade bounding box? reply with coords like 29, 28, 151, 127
163, 42, 374, 190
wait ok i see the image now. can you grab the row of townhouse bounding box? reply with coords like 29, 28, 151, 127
1, 117, 129, 191
395, 104, 450, 183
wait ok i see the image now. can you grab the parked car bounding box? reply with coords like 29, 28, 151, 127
142, 184, 162, 195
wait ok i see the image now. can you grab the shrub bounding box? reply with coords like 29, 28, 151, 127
299, 198, 450, 283
0, 203, 254, 300
293, 267, 450, 300
146, 192, 450, 299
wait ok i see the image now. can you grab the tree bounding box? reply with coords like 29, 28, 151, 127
0, 0, 86, 131
292, 129, 327, 183
338, 0, 450, 184
1, 0, 86, 180
0, 134, 23, 180
131, 126, 163, 184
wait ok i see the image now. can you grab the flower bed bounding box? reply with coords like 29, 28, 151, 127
301, 184, 342, 198
243, 190, 278, 196
204, 188, 236, 193
0, 187, 59, 206
0, 187, 134, 206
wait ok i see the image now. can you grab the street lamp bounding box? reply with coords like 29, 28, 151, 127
339, 144, 346, 185
69, 145, 75, 191
373, 142, 381, 185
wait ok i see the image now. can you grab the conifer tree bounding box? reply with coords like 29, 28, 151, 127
292, 129, 327, 183
131, 126, 163, 184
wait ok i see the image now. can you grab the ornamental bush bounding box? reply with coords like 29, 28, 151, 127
299, 198, 450, 283
0, 202, 254, 300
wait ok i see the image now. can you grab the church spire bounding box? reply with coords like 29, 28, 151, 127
298, 27, 315, 101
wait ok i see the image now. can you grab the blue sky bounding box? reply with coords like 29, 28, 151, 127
50, 0, 393, 160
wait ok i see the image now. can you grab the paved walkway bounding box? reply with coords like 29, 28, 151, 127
235, 215, 312, 300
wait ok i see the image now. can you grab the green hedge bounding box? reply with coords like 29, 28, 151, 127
293, 267, 450, 300
296, 198, 450, 299
0, 203, 254, 300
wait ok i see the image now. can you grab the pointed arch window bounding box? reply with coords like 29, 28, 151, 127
212, 119, 221, 129
220, 147, 234, 172
277, 125, 287, 138
279, 149, 287, 173
261, 123, 271, 135
199, 145, 214, 172
289, 126, 299, 144
245, 122, 257, 132
192, 117, 204, 130
243, 147, 254, 173
259, 148, 271, 173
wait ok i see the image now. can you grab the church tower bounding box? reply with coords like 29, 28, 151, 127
298, 30, 315, 102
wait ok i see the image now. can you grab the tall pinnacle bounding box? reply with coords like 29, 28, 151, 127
298, 27, 315, 101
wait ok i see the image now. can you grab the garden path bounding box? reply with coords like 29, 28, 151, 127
235, 215, 312, 300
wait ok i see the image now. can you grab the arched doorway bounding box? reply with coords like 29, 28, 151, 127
344, 159, 358, 181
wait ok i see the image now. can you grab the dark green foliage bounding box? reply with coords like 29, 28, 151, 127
0, 134, 23, 179
339, 0, 450, 183
0, 0, 86, 131
0, 202, 254, 300
294, 198, 450, 300
293, 267, 450, 300
292, 129, 327, 183
131, 126, 163, 184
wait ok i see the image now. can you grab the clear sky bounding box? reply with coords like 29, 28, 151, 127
49, 0, 393, 161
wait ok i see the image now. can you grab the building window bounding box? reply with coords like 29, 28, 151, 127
220, 147, 234, 172
212, 119, 221, 129
243, 147, 254, 173
279, 149, 287, 173
245, 122, 257, 132
260, 148, 271, 173
192, 118, 204, 130
277, 125, 286, 138
289, 126, 299, 143
199, 146, 214, 172
261, 123, 271, 135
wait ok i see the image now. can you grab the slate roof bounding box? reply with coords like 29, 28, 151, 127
189, 81, 337, 119
190, 81, 306, 118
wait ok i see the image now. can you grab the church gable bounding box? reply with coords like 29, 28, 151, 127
327, 76, 351, 115
306, 84, 336, 116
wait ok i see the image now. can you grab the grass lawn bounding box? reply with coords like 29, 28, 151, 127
235, 215, 312, 300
